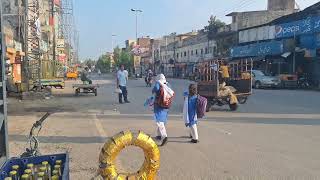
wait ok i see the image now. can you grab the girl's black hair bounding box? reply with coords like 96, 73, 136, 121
189, 84, 197, 97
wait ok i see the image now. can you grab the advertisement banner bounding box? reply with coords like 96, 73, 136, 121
58, 54, 66, 62
57, 39, 65, 48
133, 56, 141, 68
275, 16, 320, 38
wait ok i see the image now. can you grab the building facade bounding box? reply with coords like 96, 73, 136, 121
231, 2, 320, 88
227, 0, 296, 31
156, 32, 217, 78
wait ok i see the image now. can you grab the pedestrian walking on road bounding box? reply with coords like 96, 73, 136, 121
117, 64, 130, 104
152, 74, 175, 146
183, 84, 199, 143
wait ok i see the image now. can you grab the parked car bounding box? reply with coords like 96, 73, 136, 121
252, 70, 281, 89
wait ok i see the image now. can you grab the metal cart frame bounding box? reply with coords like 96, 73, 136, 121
0, 1, 9, 167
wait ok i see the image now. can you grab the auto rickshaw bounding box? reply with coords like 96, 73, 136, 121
66, 66, 78, 80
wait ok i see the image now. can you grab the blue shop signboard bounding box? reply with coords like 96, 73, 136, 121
231, 41, 283, 58
275, 16, 320, 38
316, 33, 320, 48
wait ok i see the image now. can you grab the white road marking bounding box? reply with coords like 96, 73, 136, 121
93, 114, 107, 137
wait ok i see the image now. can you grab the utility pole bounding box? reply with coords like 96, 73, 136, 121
293, 31, 296, 73
51, 0, 56, 62
26, 0, 42, 90
0, 0, 9, 161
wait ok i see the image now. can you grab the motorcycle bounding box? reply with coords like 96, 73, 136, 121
297, 74, 310, 89
145, 76, 153, 87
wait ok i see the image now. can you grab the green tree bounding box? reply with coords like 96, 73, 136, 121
113, 46, 121, 66
96, 54, 111, 73
204, 16, 226, 40
113, 47, 133, 70
83, 58, 96, 69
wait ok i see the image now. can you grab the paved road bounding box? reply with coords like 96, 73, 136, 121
9, 74, 320, 116
7, 74, 320, 180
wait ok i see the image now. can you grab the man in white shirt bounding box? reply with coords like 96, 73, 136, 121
117, 64, 130, 104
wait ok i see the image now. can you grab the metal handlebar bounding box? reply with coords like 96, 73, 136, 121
21, 112, 51, 158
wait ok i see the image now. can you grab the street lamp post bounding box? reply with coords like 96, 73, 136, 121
131, 9, 142, 77
131, 9, 142, 41
111, 34, 117, 71
111, 34, 117, 52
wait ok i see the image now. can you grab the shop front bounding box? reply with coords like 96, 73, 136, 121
174, 63, 187, 78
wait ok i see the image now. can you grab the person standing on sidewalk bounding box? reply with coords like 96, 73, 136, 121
117, 64, 130, 104
152, 74, 175, 146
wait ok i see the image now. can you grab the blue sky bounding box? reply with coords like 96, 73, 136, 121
74, 0, 319, 60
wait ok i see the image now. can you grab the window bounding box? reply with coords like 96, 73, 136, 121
205, 48, 208, 54
201, 49, 203, 54
181, 52, 183, 57
209, 47, 213, 53
184, 52, 187, 57
177, 53, 179, 59
191, 50, 193, 56
196, 49, 198, 55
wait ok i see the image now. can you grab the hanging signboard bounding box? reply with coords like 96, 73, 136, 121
231, 41, 283, 58
58, 54, 66, 62
14, 41, 22, 52
54, 0, 60, 6
56, 39, 65, 48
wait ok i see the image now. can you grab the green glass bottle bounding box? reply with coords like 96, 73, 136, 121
39, 166, 48, 180
53, 165, 61, 177
27, 163, 35, 175
52, 170, 59, 177
51, 175, 59, 180
11, 165, 20, 178
55, 160, 62, 165
36, 172, 45, 180
9, 171, 18, 180
24, 169, 34, 180
41, 161, 51, 179
21, 174, 30, 180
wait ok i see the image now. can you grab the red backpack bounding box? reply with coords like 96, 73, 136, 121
197, 95, 207, 118
156, 85, 175, 109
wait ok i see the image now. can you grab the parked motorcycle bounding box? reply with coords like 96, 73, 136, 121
297, 74, 311, 89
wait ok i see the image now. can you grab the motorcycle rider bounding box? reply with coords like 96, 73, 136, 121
145, 69, 153, 86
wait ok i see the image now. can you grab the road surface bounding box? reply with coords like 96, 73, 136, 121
7, 74, 320, 180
